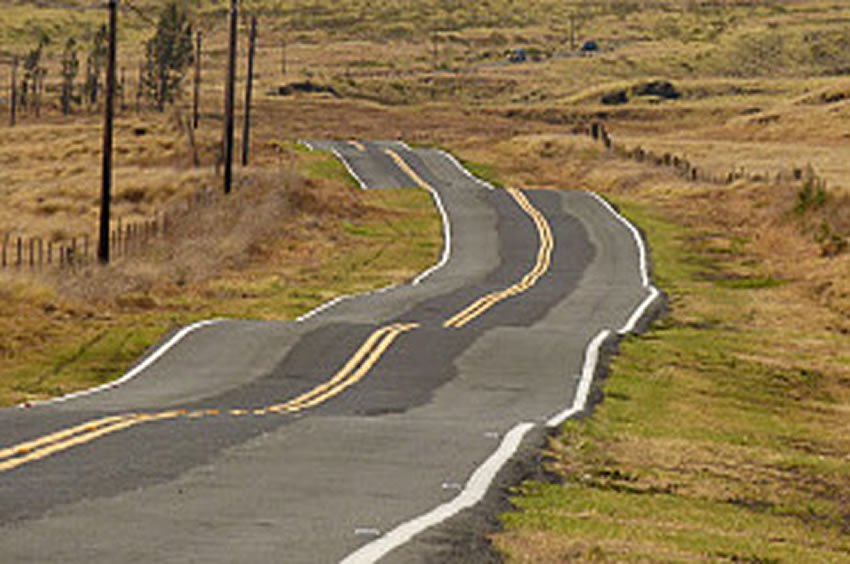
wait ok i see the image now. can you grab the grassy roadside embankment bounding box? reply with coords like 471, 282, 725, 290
452, 139, 850, 561
0, 149, 441, 406
498, 203, 850, 560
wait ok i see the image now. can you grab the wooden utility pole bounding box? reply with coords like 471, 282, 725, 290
10, 57, 17, 127
135, 62, 143, 114
241, 15, 257, 167
98, 0, 117, 264
120, 66, 126, 112
569, 13, 577, 51
281, 35, 287, 78
193, 31, 202, 129
34, 69, 42, 119
222, 0, 238, 194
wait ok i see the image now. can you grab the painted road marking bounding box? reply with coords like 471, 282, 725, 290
383, 148, 555, 320
341, 422, 536, 564
444, 187, 554, 328
21, 319, 224, 408
383, 148, 433, 192
349, 141, 367, 152
0, 324, 420, 474
0, 411, 183, 473
0, 415, 130, 462
266, 323, 419, 413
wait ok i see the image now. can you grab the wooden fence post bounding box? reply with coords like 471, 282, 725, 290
16, 237, 22, 268
47, 241, 53, 264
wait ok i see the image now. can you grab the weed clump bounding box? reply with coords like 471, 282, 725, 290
795, 175, 827, 215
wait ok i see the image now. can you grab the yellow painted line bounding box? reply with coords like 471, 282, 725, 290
0, 322, 422, 473
0, 411, 182, 473
350, 141, 366, 152
444, 187, 554, 328
385, 146, 556, 328
0, 415, 131, 462
267, 322, 418, 414
383, 149, 431, 191
284, 323, 418, 411
266, 324, 401, 413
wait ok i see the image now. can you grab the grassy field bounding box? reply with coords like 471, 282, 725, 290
1, 0, 849, 559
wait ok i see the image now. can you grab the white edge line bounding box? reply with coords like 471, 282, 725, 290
295, 284, 399, 323
545, 191, 662, 426
411, 181, 451, 286
587, 192, 650, 288
381, 150, 452, 287
332, 148, 369, 191
587, 191, 660, 334
21, 319, 224, 407
298, 139, 315, 151
436, 150, 495, 191
340, 421, 536, 564
545, 329, 611, 428
620, 286, 660, 335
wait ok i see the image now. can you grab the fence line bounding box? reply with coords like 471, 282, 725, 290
581, 121, 815, 188
1, 183, 220, 273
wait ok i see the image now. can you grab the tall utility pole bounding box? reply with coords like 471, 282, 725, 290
120, 66, 126, 112
10, 57, 17, 127
193, 31, 202, 129
98, 0, 117, 264
569, 13, 577, 51
135, 62, 143, 114
241, 15, 257, 167
280, 34, 287, 78
222, 0, 238, 195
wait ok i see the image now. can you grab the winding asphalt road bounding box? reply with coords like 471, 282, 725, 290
0, 141, 658, 563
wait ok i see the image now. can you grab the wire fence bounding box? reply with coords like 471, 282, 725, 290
0, 2, 249, 274
581, 121, 817, 188
0, 181, 224, 271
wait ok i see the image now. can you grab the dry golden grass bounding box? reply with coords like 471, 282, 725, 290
0, 0, 849, 558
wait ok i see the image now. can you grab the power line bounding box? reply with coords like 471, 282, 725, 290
121, 0, 157, 27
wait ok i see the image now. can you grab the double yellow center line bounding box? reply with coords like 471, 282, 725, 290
0, 325, 419, 474
444, 187, 554, 328
260, 322, 419, 415
0, 411, 183, 473
383, 148, 555, 328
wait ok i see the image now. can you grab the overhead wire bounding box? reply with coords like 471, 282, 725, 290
121, 0, 158, 28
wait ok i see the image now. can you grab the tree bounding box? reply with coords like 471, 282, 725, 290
61, 38, 80, 115
85, 25, 108, 107
143, 2, 194, 111
22, 35, 49, 112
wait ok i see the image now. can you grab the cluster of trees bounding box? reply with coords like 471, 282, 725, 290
13, 1, 195, 119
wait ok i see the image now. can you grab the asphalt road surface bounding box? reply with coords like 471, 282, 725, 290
0, 141, 659, 563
